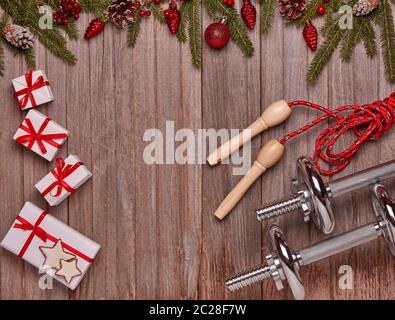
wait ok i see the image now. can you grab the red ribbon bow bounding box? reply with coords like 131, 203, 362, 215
15, 117, 68, 155
14, 69, 50, 110
42, 158, 83, 197
13, 211, 93, 263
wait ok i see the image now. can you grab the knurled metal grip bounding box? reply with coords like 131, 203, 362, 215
256, 157, 395, 234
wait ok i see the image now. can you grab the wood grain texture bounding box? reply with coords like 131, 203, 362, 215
0, 13, 395, 300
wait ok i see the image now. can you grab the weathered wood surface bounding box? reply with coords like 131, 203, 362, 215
0, 12, 394, 300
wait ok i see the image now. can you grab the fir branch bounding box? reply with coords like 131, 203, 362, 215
177, 1, 189, 43
23, 47, 36, 68
127, 17, 142, 48
188, 0, 202, 67
0, 0, 25, 23
260, 0, 277, 33
64, 20, 80, 40
152, 3, 166, 24
360, 18, 377, 58
79, 0, 111, 20
340, 18, 363, 62
377, 0, 395, 82
29, 25, 76, 64
0, 41, 4, 77
203, 0, 254, 56
295, 0, 321, 25
307, 15, 343, 84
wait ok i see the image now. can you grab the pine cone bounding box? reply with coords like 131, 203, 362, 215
279, 0, 307, 20
241, 0, 257, 30
352, 0, 381, 16
107, 0, 137, 28
303, 22, 317, 52
1, 24, 34, 50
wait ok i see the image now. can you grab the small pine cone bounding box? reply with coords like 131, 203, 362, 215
352, 0, 381, 16
1, 24, 34, 50
164, 3, 181, 34
241, 0, 257, 30
279, 0, 307, 20
84, 19, 106, 40
303, 21, 318, 52
107, 0, 137, 28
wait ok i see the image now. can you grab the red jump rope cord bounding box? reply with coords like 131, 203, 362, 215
280, 92, 395, 176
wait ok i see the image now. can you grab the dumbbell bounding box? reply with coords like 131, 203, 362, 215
256, 157, 395, 234
226, 184, 395, 300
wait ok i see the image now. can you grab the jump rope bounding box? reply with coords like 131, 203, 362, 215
208, 92, 395, 219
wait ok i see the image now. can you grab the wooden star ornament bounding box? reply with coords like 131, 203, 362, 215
39, 239, 76, 270
55, 259, 82, 284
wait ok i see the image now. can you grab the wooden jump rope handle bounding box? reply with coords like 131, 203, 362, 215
207, 100, 291, 166
214, 139, 285, 220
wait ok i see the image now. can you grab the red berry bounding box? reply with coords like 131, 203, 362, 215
135, 1, 141, 6
317, 5, 326, 14
226, 0, 235, 6
139, 10, 146, 16
145, 10, 152, 16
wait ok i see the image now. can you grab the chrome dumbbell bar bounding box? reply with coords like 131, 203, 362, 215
257, 157, 395, 234
227, 184, 395, 300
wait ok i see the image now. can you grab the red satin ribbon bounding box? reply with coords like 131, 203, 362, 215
15, 117, 68, 155
13, 211, 94, 263
14, 69, 50, 110
41, 158, 83, 197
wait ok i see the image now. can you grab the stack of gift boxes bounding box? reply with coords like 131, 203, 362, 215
0, 69, 100, 290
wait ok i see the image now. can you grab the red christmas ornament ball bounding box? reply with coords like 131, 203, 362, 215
139, 9, 146, 17
316, 5, 326, 15
224, 0, 235, 6
204, 22, 231, 49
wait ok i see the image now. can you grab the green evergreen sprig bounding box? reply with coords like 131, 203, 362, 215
260, 0, 277, 33
377, 0, 395, 82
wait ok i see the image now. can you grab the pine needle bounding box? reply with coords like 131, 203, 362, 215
340, 18, 363, 62
296, 0, 321, 25
177, 1, 189, 43
360, 18, 377, 58
64, 20, 80, 41
377, 0, 395, 82
23, 47, 36, 68
188, 0, 202, 67
127, 18, 141, 48
79, 0, 112, 20
0, 41, 4, 77
152, 3, 166, 24
260, 0, 277, 33
307, 15, 343, 84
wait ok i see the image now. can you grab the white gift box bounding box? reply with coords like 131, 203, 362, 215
0, 202, 100, 290
13, 109, 69, 161
35, 155, 92, 206
12, 69, 54, 110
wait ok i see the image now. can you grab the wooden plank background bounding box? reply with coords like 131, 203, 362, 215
0, 9, 394, 300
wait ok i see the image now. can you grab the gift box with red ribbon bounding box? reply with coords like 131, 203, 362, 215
35, 155, 92, 206
12, 69, 54, 110
13, 109, 69, 161
0, 202, 100, 290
